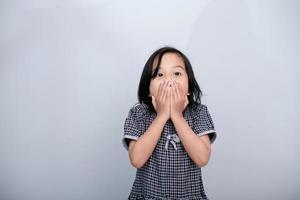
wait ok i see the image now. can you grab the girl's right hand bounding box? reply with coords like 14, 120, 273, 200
151, 80, 171, 121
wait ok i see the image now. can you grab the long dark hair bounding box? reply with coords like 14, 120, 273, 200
138, 46, 202, 113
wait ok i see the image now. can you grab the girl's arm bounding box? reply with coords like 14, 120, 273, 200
172, 115, 211, 167
128, 115, 167, 169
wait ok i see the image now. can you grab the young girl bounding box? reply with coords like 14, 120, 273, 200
122, 46, 217, 200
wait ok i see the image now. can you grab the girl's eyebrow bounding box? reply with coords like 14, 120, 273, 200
153, 65, 185, 72
173, 65, 185, 70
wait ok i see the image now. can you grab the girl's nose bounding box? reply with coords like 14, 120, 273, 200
162, 79, 175, 86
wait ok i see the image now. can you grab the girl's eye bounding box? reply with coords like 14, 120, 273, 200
174, 72, 182, 76
157, 73, 163, 77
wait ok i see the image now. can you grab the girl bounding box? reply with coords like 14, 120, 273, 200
122, 46, 217, 200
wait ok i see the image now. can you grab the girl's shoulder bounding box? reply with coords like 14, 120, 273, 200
130, 102, 149, 111
188, 102, 207, 114
127, 102, 152, 119
186, 103, 211, 121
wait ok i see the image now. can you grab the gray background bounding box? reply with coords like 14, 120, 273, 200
0, 0, 299, 199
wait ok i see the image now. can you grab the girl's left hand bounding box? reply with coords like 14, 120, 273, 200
170, 79, 189, 119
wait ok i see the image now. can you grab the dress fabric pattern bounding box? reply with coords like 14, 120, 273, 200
122, 102, 217, 200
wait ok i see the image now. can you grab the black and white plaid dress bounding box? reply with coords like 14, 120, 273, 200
122, 102, 217, 200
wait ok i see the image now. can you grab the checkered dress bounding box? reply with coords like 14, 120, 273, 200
122, 102, 217, 200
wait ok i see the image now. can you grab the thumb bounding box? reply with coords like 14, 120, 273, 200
151, 95, 155, 102
151, 96, 157, 110
184, 95, 189, 108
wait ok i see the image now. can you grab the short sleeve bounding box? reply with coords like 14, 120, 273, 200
192, 104, 217, 144
122, 104, 144, 151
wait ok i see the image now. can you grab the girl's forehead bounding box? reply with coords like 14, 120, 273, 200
152, 53, 185, 71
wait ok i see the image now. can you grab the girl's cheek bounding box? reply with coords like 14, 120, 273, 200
149, 81, 160, 96
176, 80, 189, 94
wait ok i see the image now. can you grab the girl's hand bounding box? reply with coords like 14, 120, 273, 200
170, 79, 189, 120
151, 80, 171, 121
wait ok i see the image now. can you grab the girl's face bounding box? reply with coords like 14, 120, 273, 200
149, 53, 189, 98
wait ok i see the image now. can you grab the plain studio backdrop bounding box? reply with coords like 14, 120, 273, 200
0, 0, 299, 199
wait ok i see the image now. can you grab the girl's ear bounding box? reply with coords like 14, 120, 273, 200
187, 92, 190, 96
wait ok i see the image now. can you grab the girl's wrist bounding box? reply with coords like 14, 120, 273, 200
156, 114, 169, 123
171, 112, 184, 121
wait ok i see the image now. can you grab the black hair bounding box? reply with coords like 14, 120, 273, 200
137, 46, 202, 113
